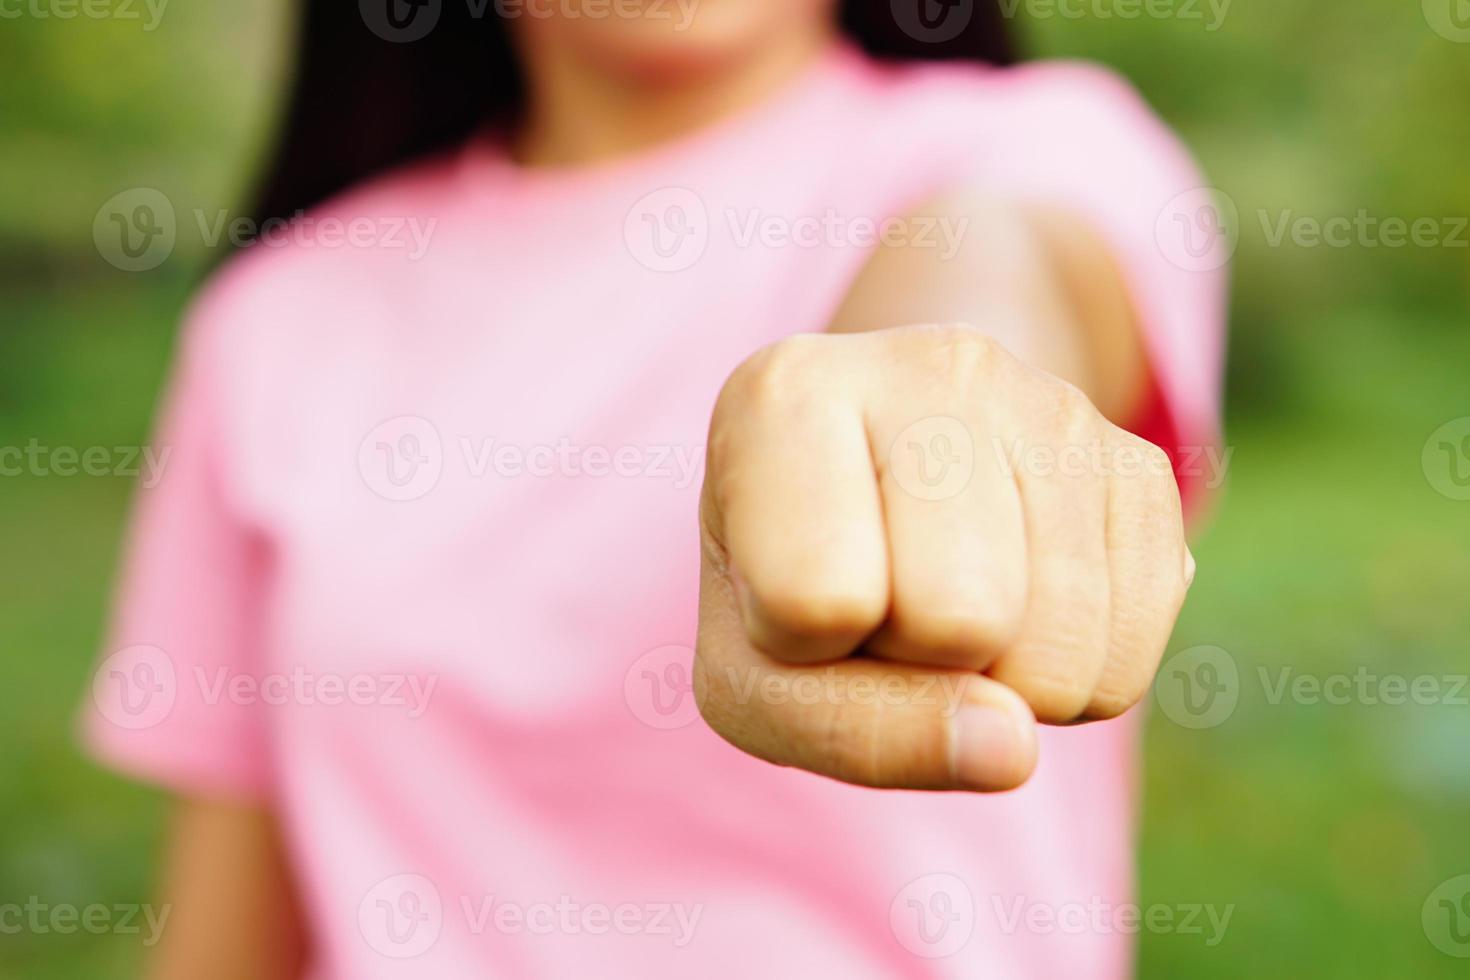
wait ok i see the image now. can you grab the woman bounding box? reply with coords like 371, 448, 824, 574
85, 1, 1226, 976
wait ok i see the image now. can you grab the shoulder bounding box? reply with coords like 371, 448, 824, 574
187, 146, 468, 348
857, 54, 1161, 126
847, 54, 1208, 235
170, 146, 473, 433
842, 54, 1188, 179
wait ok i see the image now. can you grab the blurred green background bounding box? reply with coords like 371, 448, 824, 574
2, 3, 1468, 977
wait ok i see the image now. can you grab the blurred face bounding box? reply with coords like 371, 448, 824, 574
506, 0, 839, 81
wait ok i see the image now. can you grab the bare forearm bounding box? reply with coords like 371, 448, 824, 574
825, 192, 1147, 425
145, 798, 308, 980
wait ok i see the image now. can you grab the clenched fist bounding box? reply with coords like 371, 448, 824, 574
694, 324, 1194, 792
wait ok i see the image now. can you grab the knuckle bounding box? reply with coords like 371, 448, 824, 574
1160, 564, 1191, 609
924, 325, 1003, 388
757, 580, 888, 644
732, 335, 820, 403
1112, 433, 1178, 495
1140, 456, 1181, 507
1141, 442, 1175, 479
1088, 642, 1168, 721
891, 603, 1020, 670
1009, 381, 1100, 480
713, 339, 802, 429
996, 667, 1094, 724
708, 336, 824, 476
1083, 681, 1147, 721
1110, 452, 1185, 534
1052, 379, 1095, 423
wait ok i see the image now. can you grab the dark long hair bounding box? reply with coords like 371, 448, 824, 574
251, 2, 1015, 224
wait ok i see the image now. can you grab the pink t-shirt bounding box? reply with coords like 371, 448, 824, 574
84, 46, 1225, 979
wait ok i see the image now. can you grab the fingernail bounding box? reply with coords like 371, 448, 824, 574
1184, 548, 1197, 587
950, 704, 1026, 791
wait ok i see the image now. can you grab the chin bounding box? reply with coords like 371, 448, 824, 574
543, 0, 834, 84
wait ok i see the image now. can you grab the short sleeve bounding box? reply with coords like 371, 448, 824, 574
964, 62, 1229, 515
79, 290, 273, 800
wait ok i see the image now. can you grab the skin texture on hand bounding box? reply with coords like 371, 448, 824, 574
694, 325, 1193, 793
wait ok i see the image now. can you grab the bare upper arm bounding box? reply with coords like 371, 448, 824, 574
825, 189, 1148, 426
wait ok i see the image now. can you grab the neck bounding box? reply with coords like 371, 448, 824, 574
510, 28, 837, 168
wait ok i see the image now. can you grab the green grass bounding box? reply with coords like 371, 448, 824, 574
1137, 309, 1470, 978
0, 280, 192, 979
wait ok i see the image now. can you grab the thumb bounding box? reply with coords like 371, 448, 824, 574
695, 558, 1039, 792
